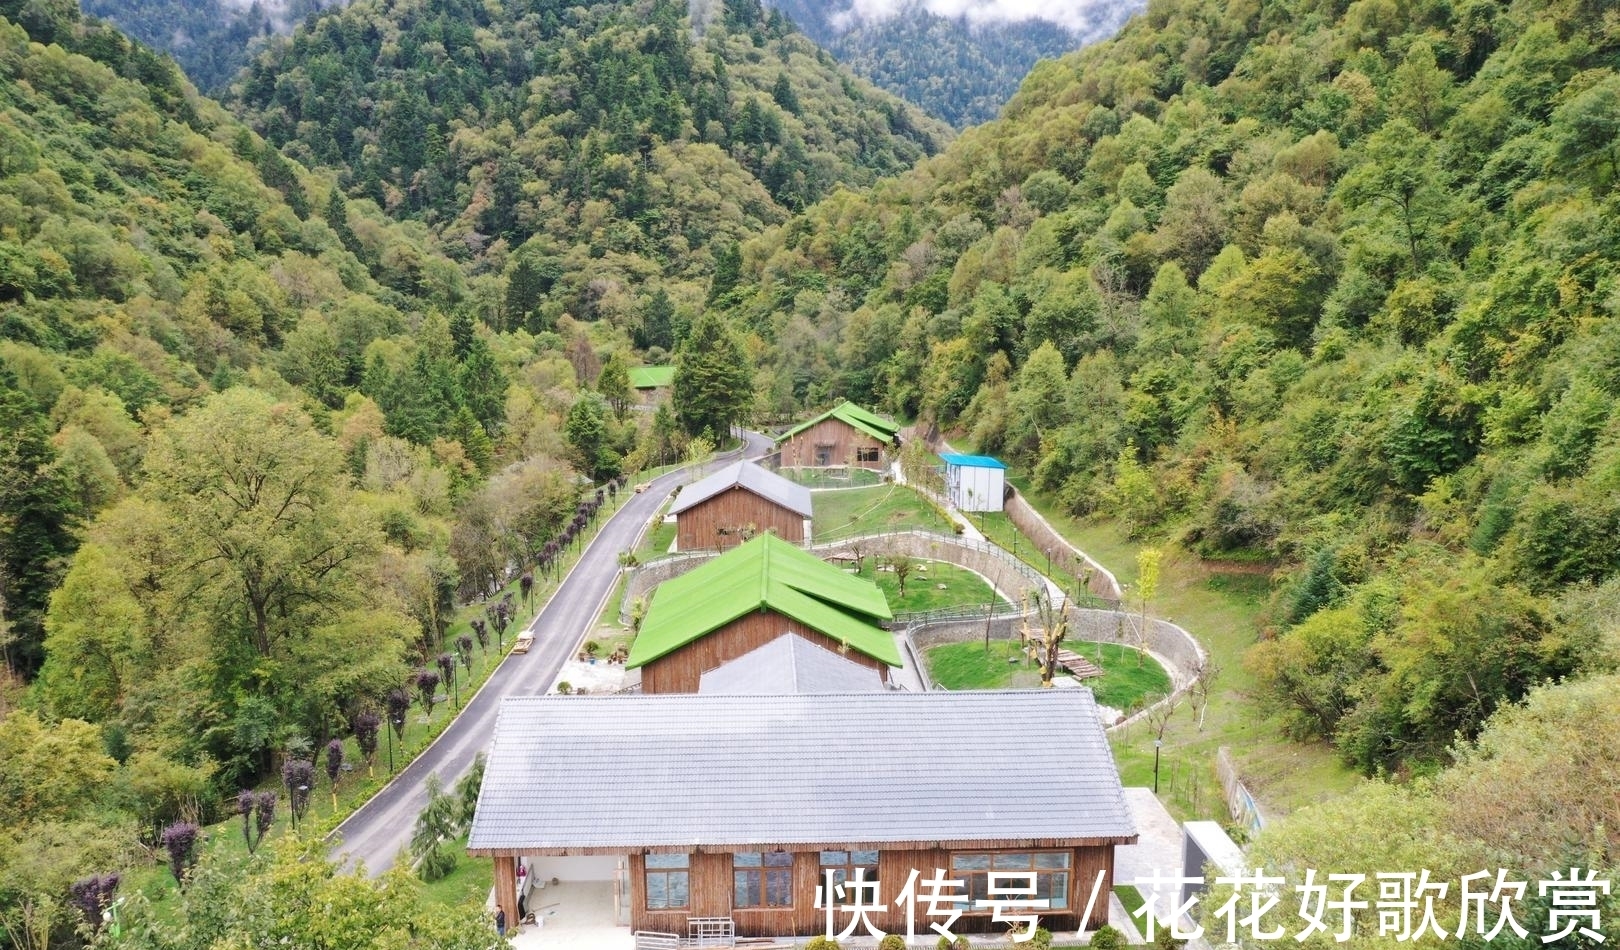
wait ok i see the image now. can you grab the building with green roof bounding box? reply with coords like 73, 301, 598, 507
627, 533, 898, 693
775, 401, 901, 471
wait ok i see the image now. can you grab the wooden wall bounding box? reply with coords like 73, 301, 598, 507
676, 488, 805, 551
779, 418, 890, 471
627, 845, 1116, 937
639, 610, 889, 694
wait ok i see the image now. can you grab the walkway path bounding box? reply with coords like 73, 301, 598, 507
328, 431, 774, 875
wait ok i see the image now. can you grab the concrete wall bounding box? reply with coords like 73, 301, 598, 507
524, 854, 622, 883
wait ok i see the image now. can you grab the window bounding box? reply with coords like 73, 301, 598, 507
856, 446, 881, 463
734, 851, 794, 908
818, 850, 879, 902
950, 852, 1070, 910
815, 444, 835, 466
645, 853, 690, 910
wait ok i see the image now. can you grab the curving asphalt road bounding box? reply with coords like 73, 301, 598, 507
329, 429, 775, 875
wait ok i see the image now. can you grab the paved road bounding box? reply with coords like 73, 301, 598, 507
330, 430, 774, 874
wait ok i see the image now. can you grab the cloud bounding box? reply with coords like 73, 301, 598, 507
829, 0, 1116, 33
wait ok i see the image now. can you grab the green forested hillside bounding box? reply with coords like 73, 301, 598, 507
763, 0, 1102, 128
0, 0, 947, 940
228, 0, 945, 344
719, 0, 1620, 890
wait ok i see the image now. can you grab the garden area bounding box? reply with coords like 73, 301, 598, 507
812, 484, 955, 541
779, 466, 887, 489
924, 640, 1171, 712
847, 557, 1010, 615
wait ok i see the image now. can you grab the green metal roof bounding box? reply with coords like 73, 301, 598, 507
777, 401, 901, 445
627, 534, 898, 670
629, 365, 675, 389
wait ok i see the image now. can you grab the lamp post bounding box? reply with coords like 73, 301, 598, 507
1153, 740, 1163, 794
388, 715, 402, 773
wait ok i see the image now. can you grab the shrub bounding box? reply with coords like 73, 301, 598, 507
805, 938, 841, 950
1032, 927, 1054, 949
556, 681, 572, 695
1154, 927, 1187, 949
1089, 924, 1126, 950
879, 936, 906, 950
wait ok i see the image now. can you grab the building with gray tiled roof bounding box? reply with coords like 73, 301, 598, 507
468, 689, 1136, 938
668, 460, 813, 551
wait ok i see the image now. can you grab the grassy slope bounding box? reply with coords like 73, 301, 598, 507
1007, 477, 1361, 819
811, 484, 954, 540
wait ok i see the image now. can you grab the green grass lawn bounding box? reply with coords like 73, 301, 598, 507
781, 466, 886, 488
850, 558, 1008, 615
419, 836, 494, 909
924, 639, 1170, 712
636, 517, 677, 559
1004, 475, 1362, 820
812, 485, 954, 540
1114, 884, 1146, 921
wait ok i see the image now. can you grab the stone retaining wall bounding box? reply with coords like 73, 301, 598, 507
1004, 490, 1123, 602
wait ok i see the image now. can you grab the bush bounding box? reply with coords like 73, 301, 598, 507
805, 938, 841, 950
1154, 926, 1187, 949
1089, 925, 1126, 950
1032, 927, 1054, 949
879, 936, 906, 950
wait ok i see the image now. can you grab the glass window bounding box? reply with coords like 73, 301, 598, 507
857, 446, 881, 462
645, 853, 689, 910
819, 849, 880, 903
950, 852, 1070, 912
735, 852, 793, 908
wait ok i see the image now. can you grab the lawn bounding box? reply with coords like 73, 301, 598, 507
812, 485, 954, 540
637, 517, 677, 558
924, 639, 1170, 712
1004, 475, 1362, 820
849, 558, 1008, 615
780, 466, 886, 488
418, 836, 494, 909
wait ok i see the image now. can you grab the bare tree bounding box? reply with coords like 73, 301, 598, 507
1142, 691, 1182, 794
1186, 657, 1220, 731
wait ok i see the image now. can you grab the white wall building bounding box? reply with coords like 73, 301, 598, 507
940, 452, 1007, 512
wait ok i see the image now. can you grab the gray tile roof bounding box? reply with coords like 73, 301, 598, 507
668, 461, 814, 518
698, 634, 887, 694
467, 690, 1137, 854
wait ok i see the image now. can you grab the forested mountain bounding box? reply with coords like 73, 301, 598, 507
0, 0, 940, 941
763, 0, 1128, 127
718, 0, 1620, 899
228, 0, 945, 333
75, 0, 327, 93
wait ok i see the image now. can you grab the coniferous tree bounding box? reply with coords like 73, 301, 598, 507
673, 312, 752, 441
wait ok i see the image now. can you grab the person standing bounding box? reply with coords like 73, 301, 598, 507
494, 907, 507, 937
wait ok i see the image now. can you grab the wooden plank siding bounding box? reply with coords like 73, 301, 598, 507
675, 487, 806, 552
494, 855, 518, 932
627, 846, 1116, 936
639, 610, 890, 694
778, 418, 891, 471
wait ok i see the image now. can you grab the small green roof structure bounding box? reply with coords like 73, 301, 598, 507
629, 365, 675, 389
777, 401, 901, 445
627, 534, 898, 670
